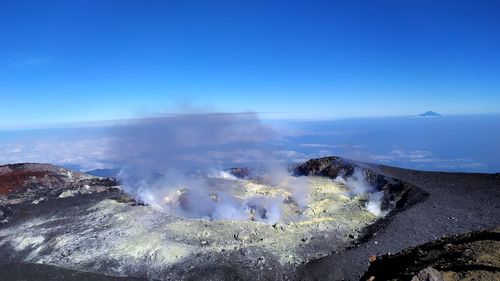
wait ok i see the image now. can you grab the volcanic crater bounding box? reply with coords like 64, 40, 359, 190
0, 157, 438, 280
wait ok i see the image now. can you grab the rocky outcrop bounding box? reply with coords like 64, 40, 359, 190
227, 167, 253, 179
361, 227, 500, 281
295, 156, 400, 189
411, 267, 444, 281
0, 163, 118, 206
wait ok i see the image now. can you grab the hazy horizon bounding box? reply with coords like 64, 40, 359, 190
2, 111, 499, 131
1, 113, 499, 174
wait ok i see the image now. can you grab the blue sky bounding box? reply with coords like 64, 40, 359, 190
1, 0, 499, 126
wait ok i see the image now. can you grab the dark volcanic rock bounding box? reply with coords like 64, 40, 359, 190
295, 156, 390, 189
361, 227, 500, 281
294, 156, 354, 178
227, 167, 253, 179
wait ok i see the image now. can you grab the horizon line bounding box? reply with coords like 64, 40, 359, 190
1, 111, 499, 131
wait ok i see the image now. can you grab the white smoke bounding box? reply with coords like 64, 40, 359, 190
335, 168, 386, 217
366, 192, 385, 216
108, 112, 308, 224
208, 170, 237, 180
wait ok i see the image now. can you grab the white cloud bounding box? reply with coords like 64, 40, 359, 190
301, 143, 335, 148
366, 149, 487, 171
0, 137, 112, 171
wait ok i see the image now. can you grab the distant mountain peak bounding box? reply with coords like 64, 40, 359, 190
416, 111, 442, 118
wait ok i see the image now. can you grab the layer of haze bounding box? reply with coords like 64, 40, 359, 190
1, 114, 499, 173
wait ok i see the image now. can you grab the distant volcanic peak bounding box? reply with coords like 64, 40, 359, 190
415, 111, 442, 118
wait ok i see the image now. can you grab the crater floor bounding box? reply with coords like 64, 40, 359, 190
0, 176, 379, 280
0, 158, 443, 280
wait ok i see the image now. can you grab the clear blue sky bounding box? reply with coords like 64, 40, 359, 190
1, 0, 499, 126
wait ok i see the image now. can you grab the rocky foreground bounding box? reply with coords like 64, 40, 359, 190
361, 227, 500, 281
0, 157, 499, 280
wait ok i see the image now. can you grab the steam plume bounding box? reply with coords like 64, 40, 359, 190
335, 168, 386, 216
107, 112, 307, 223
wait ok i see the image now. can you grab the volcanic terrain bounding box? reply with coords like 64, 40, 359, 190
0, 157, 498, 280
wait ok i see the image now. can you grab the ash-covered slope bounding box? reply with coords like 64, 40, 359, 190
361, 226, 500, 281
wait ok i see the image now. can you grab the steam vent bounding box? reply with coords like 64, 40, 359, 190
0, 157, 455, 280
